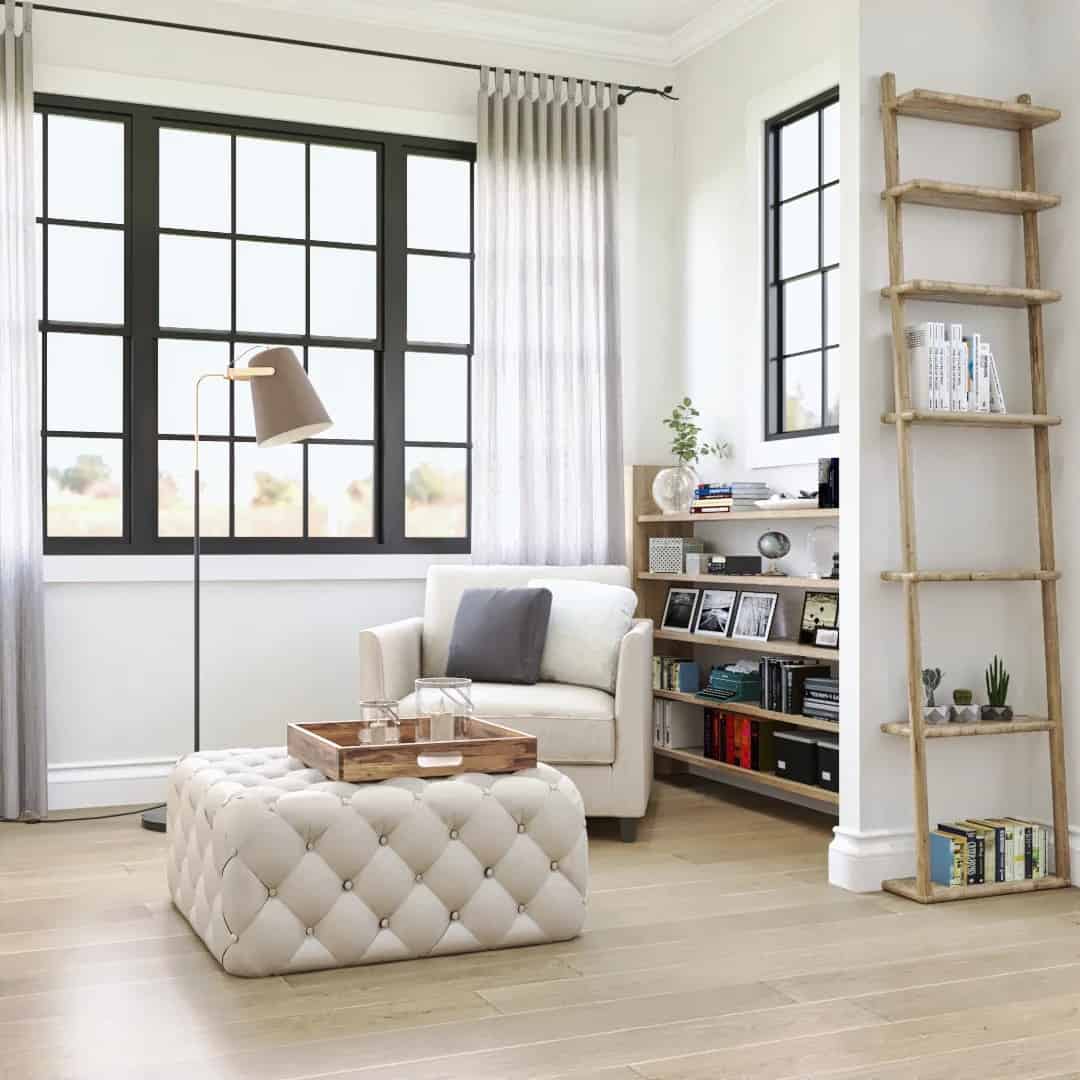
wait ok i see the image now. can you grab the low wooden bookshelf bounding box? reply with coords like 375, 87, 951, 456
626, 464, 840, 815
878, 73, 1070, 902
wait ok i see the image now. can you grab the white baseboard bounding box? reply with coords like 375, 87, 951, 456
828, 826, 915, 892
47, 757, 176, 811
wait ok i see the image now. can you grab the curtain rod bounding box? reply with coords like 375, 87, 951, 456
16, 3, 678, 105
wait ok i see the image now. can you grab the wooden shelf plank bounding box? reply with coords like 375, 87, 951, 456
655, 688, 839, 734
881, 715, 1054, 738
653, 745, 839, 806
639, 571, 839, 591
637, 508, 838, 524
655, 628, 839, 661
884, 179, 1060, 214
881, 569, 1060, 583
892, 88, 1060, 130
882, 874, 1069, 904
881, 280, 1061, 307
882, 410, 1061, 429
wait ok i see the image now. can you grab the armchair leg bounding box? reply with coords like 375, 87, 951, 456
618, 818, 639, 843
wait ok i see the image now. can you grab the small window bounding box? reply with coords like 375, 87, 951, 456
765, 90, 839, 440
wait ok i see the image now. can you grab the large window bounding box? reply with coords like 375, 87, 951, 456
36, 96, 473, 554
764, 88, 839, 440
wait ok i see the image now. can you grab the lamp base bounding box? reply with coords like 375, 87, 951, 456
141, 805, 167, 832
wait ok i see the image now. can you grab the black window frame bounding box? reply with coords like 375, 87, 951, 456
37, 94, 474, 556
764, 87, 839, 442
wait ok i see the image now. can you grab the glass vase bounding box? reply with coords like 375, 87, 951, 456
651, 464, 697, 515
414, 676, 473, 742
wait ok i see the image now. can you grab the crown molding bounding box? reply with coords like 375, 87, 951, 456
668, 0, 781, 63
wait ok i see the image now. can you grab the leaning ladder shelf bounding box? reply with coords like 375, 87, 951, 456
879, 74, 1070, 903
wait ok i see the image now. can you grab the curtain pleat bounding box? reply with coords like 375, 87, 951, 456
0, 0, 46, 820
474, 69, 623, 565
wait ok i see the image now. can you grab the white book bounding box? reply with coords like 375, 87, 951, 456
964, 334, 981, 411
976, 343, 992, 412
905, 322, 934, 411
988, 354, 1007, 413
948, 324, 966, 411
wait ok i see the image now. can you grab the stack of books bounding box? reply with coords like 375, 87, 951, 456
931, 818, 1050, 887
703, 708, 775, 771
802, 676, 839, 723
730, 481, 771, 512
906, 321, 1007, 414
759, 659, 831, 714
690, 484, 733, 515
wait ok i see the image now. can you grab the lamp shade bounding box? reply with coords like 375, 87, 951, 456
247, 347, 332, 447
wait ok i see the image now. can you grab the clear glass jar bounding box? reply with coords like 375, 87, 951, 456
358, 699, 400, 745
414, 676, 473, 742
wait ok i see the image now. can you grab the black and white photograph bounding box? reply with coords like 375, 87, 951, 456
692, 588, 738, 637
660, 587, 700, 633
800, 590, 839, 644
731, 591, 778, 642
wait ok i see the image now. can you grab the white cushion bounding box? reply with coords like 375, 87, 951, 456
528, 577, 637, 692
399, 682, 616, 765
422, 564, 630, 678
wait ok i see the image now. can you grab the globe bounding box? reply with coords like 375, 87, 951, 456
757, 531, 791, 560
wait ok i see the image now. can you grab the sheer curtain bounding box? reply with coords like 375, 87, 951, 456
473, 69, 624, 565
0, 0, 46, 821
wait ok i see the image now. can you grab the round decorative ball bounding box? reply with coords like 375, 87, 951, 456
757, 530, 791, 560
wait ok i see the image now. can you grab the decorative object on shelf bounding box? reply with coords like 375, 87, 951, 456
753, 495, 818, 509
983, 655, 1013, 723
648, 535, 704, 574
415, 676, 474, 742
949, 688, 980, 725
692, 588, 737, 638
706, 554, 762, 575
660, 587, 700, 632
685, 551, 707, 575
818, 457, 840, 509
921, 667, 947, 725
359, 700, 401, 745
806, 524, 840, 579
730, 591, 778, 642
799, 591, 839, 646
757, 530, 791, 575
652, 398, 730, 514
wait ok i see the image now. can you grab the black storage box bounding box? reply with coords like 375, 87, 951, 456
774, 731, 818, 785
815, 737, 839, 792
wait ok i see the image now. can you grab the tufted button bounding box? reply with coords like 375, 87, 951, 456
484, 867, 494, 878
306, 927, 314, 936
517, 903, 526, 914
268, 887, 277, 898
306, 841, 314, 851
379, 835, 388, 846
379, 917, 389, 929
449, 828, 459, 840
550, 860, 559, 872
415, 872, 423, 883
450, 911, 460, 921
231, 932, 239, 942
343, 880, 353, 891
517, 823, 526, 834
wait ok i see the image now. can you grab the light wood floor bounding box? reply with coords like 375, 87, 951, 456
4, 777, 1080, 1079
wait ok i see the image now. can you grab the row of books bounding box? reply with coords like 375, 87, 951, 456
931, 818, 1050, 887
907, 321, 1007, 414
652, 657, 699, 693
802, 676, 839, 722
759, 658, 831, 716
703, 708, 773, 770
691, 482, 771, 515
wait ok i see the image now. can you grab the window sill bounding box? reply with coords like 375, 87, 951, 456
43, 552, 471, 584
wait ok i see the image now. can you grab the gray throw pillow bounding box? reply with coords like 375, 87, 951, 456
445, 587, 553, 685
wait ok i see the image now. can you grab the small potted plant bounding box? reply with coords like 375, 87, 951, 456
921, 667, 947, 725
949, 688, 980, 724
652, 398, 730, 515
982, 655, 1013, 723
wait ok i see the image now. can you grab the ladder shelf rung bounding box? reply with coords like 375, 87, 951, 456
883, 410, 1061, 429
882, 569, 1060, 583
884, 179, 1060, 215
881, 716, 1054, 738
883, 875, 1069, 904
891, 88, 1060, 130
882, 280, 1061, 307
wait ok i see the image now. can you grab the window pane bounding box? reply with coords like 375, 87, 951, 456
158, 339, 230, 436
822, 103, 839, 184
48, 226, 124, 324
405, 352, 468, 443
159, 128, 231, 232
779, 112, 818, 200
46, 437, 123, 537
407, 155, 471, 253
46, 333, 123, 433
405, 446, 467, 538
779, 192, 818, 279
307, 347, 374, 439
826, 347, 840, 427
234, 442, 302, 536
407, 255, 470, 345
308, 444, 374, 537
783, 352, 822, 432
159, 234, 230, 330
235, 136, 305, 239
34, 112, 43, 220
310, 144, 376, 244
823, 184, 839, 266
824, 268, 838, 346
782, 274, 822, 355
309, 247, 377, 339
158, 439, 229, 537
47, 114, 124, 224
235, 241, 305, 335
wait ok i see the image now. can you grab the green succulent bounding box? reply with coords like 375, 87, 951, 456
953, 689, 973, 706
986, 655, 1010, 707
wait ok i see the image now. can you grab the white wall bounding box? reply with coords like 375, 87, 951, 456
37, 0, 678, 806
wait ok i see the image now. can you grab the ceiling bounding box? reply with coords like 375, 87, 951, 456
448, 0, 723, 36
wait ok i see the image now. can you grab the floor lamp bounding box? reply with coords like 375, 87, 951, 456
142, 347, 332, 832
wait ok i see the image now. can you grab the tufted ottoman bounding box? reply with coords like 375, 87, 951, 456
166, 748, 588, 977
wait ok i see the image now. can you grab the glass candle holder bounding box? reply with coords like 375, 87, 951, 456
414, 677, 473, 742
359, 699, 400, 745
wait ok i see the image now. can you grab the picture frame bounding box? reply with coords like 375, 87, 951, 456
692, 588, 738, 638
814, 627, 840, 648
799, 590, 839, 644
660, 587, 700, 633
730, 591, 778, 642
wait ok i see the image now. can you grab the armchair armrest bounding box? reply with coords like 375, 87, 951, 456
612, 618, 654, 821
358, 616, 423, 703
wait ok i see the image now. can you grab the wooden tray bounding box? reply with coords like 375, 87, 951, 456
287, 717, 538, 782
